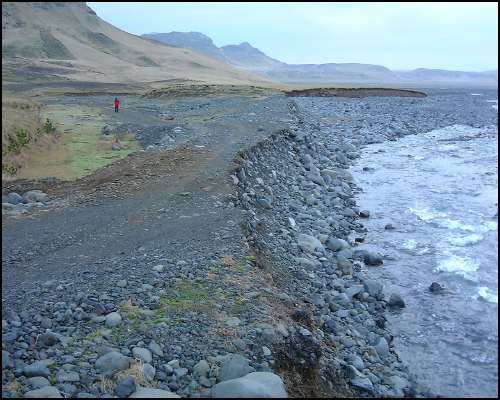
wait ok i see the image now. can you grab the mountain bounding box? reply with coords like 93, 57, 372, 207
220, 42, 286, 72
141, 31, 227, 62
141, 33, 285, 72
1, 2, 273, 86
396, 68, 498, 83
266, 63, 397, 84
143, 31, 498, 87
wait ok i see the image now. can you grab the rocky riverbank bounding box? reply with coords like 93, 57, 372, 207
233, 89, 498, 397
2, 89, 497, 398
233, 103, 426, 398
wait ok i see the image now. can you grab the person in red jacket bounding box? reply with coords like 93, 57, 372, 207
114, 97, 120, 113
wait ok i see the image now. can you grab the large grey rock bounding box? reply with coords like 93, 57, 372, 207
211, 372, 288, 398
142, 363, 156, 381
95, 352, 130, 375
388, 293, 405, 308
7, 192, 23, 205
24, 386, 62, 398
148, 340, 164, 357
129, 387, 180, 398
307, 172, 325, 186
132, 347, 152, 364
351, 375, 374, 392
336, 248, 353, 259
219, 354, 255, 382
363, 280, 384, 300
2, 350, 11, 369
359, 210, 370, 218
38, 332, 60, 347
24, 362, 50, 378
355, 250, 383, 266
429, 282, 444, 293
56, 370, 80, 383
295, 257, 321, 270
193, 359, 210, 379
336, 257, 353, 275
115, 378, 136, 398
105, 312, 122, 327
325, 237, 348, 252
375, 337, 390, 358
26, 376, 50, 389
152, 265, 165, 273
23, 190, 48, 204
297, 234, 324, 253
345, 285, 364, 299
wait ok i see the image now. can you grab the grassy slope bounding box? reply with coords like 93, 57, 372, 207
1, 97, 58, 176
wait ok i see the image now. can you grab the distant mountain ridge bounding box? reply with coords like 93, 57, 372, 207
143, 31, 498, 86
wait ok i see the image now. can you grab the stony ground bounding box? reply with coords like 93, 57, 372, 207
2, 88, 498, 398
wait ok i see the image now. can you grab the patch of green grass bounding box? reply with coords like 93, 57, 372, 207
234, 264, 247, 273
244, 255, 256, 264
230, 297, 246, 315
111, 324, 126, 341
83, 330, 104, 342
155, 281, 212, 316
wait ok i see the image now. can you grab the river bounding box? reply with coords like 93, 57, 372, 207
350, 94, 498, 397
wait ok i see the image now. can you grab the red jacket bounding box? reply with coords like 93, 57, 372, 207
114, 99, 120, 107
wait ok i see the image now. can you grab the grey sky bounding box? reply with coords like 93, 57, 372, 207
87, 2, 498, 71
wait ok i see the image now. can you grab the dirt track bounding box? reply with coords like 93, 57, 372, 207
2, 93, 291, 293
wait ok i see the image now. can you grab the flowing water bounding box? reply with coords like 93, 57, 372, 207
351, 97, 498, 396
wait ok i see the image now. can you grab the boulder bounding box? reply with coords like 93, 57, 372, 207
24, 386, 62, 398
359, 210, 370, 218
325, 237, 348, 252
23, 362, 50, 378
129, 387, 180, 398
132, 347, 152, 364
336, 257, 353, 275
429, 282, 444, 293
193, 359, 210, 379
218, 354, 255, 382
355, 250, 383, 266
211, 372, 287, 398
148, 340, 164, 357
7, 192, 23, 205
26, 377, 50, 389
38, 332, 60, 347
115, 378, 136, 398
105, 312, 122, 327
297, 234, 324, 253
345, 285, 364, 299
388, 293, 405, 308
2, 350, 11, 369
95, 352, 130, 375
22, 190, 48, 203
363, 280, 384, 300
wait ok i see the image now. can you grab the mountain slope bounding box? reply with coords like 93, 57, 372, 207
1, 2, 274, 86
220, 42, 286, 71
141, 31, 227, 62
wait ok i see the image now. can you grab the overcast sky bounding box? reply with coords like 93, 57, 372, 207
88, 2, 498, 71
